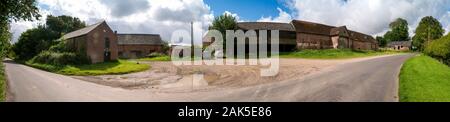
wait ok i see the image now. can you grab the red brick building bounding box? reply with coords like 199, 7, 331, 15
203, 20, 378, 51
62, 20, 118, 63
117, 34, 164, 59
291, 20, 378, 50
387, 41, 411, 51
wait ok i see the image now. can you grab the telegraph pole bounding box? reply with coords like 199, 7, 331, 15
191, 22, 194, 58
190, 21, 194, 91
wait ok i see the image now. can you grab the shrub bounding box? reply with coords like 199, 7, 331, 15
424, 34, 450, 65
48, 40, 68, 52
30, 51, 89, 65
146, 52, 165, 58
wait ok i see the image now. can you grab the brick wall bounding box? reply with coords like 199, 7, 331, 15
118, 45, 163, 59
296, 33, 333, 49
86, 22, 118, 63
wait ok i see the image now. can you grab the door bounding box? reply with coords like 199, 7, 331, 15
338, 38, 347, 49
104, 37, 111, 62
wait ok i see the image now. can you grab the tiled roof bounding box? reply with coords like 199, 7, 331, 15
387, 41, 412, 47
62, 20, 105, 39
348, 30, 377, 43
117, 34, 164, 45
330, 26, 348, 36
290, 20, 336, 35
237, 22, 295, 31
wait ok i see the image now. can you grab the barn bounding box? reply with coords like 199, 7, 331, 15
117, 34, 164, 59
62, 20, 118, 63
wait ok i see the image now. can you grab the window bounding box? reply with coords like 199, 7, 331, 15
105, 37, 110, 48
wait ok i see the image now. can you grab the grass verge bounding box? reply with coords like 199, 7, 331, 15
0, 62, 5, 101
279, 49, 406, 59
137, 55, 171, 61
399, 54, 450, 102
26, 60, 149, 76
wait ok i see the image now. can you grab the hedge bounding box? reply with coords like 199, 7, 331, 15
424, 34, 450, 65
29, 51, 89, 66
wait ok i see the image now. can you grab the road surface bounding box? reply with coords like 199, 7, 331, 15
4, 54, 413, 102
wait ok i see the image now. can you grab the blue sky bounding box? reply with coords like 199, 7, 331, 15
204, 0, 291, 21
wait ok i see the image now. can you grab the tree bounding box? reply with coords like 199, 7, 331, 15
412, 16, 445, 51
376, 36, 387, 47
0, 26, 12, 58
383, 18, 409, 43
210, 14, 238, 34
209, 13, 238, 49
46, 15, 86, 36
12, 25, 58, 60
12, 15, 86, 61
0, 0, 40, 58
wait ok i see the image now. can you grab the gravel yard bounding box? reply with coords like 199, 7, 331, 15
72, 58, 356, 92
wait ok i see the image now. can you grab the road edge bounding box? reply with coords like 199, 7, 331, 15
394, 53, 418, 102
4, 62, 15, 102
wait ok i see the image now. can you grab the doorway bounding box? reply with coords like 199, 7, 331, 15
104, 37, 111, 62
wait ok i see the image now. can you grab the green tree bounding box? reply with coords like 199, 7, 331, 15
376, 36, 387, 47
12, 15, 86, 61
412, 16, 445, 51
0, 0, 40, 58
12, 25, 59, 60
210, 14, 238, 34
383, 18, 409, 43
46, 15, 86, 36
0, 26, 12, 58
209, 13, 238, 49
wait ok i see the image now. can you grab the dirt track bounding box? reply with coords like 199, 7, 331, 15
72, 57, 376, 92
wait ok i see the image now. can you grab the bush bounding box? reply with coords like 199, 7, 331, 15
30, 51, 89, 65
48, 40, 69, 52
424, 34, 450, 65
146, 52, 165, 58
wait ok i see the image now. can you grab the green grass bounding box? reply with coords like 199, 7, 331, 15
26, 60, 149, 76
0, 62, 5, 101
279, 49, 405, 59
399, 54, 450, 102
137, 55, 171, 61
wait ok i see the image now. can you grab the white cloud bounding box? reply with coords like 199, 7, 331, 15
440, 12, 450, 35
285, 0, 450, 36
10, 0, 214, 44
257, 8, 292, 23
223, 11, 246, 22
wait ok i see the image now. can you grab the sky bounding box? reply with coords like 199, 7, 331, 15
9, 0, 450, 44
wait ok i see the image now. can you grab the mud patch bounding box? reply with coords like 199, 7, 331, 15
74, 58, 350, 91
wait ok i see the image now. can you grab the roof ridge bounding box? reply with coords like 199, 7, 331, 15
291, 20, 337, 28
117, 33, 161, 36
62, 20, 106, 39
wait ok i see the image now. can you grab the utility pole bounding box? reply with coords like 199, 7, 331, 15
190, 21, 194, 91
191, 21, 194, 58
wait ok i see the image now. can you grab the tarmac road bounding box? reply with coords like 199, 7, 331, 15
4, 54, 413, 102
